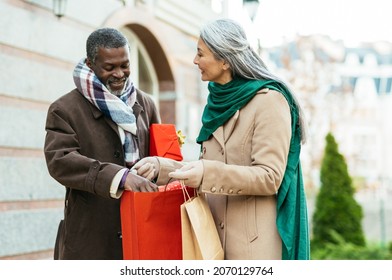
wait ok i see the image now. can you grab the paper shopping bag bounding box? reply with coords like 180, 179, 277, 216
120, 187, 194, 260
181, 187, 224, 260
149, 124, 183, 160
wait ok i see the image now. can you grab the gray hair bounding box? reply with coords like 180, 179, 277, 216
200, 18, 307, 142
86, 28, 129, 64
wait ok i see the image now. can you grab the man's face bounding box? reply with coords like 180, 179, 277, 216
87, 46, 131, 96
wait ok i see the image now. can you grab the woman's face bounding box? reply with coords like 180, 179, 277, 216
193, 38, 232, 85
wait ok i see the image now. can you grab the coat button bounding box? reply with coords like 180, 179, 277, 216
219, 222, 224, 229
228, 189, 234, 194
117, 231, 122, 239
211, 187, 216, 193
114, 150, 121, 158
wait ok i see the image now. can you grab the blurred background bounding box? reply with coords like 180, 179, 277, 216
0, 0, 391, 259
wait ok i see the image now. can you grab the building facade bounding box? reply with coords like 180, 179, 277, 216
265, 35, 392, 243
0, 0, 237, 259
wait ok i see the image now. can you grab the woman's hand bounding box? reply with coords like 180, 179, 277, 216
168, 161, 204, 188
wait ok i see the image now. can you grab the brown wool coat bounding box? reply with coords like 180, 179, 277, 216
44, 88, 160, 260
157, 88, 291, 260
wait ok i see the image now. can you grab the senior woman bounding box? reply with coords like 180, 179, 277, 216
134, 18, 310, 260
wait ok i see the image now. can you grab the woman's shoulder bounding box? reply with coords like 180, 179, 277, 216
251, 88, 289, 109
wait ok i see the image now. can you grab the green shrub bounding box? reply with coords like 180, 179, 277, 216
312, 133, 366, 248
311, 232, 392, 260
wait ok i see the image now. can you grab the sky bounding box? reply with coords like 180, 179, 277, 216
250, 0, 392, 47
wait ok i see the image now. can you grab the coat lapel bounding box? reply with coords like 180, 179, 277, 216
224, 110, 239, 143
211, 110, 240, 148
88, 102, 120, 137
88, 99, 143, 138
212, 126, 225, 149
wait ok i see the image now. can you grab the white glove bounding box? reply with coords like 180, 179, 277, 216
168, 160, 204, 188
132, 157, 159, 181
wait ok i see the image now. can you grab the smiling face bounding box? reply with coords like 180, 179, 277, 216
193, 38, 232, 85
87, 46, 131, 96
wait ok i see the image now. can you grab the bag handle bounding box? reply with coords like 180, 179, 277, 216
162, 177, 178, 192
180, 180, 199, 202
180, 180, 191, 202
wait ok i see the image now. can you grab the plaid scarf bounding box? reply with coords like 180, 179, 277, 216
73, 58, 139, 166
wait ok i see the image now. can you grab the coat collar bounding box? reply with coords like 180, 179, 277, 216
210, 90, 268, 147
212, 110, 239, 148
87, 95, 143, 136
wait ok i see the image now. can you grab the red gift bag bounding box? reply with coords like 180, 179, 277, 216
149, 124, 183, 160
121, 123, 186, 259
120, 187, 195, 260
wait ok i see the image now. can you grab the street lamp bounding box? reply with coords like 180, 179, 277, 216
53, 0, 67, 18
243, 0, 260, 22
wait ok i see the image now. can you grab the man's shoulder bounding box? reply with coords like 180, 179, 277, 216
135, 88, 155, 105
52, 88, 82, 104
49, 89, 89, 113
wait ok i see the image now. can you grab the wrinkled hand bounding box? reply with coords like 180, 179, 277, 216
132, 157, 159, 181
124, 171, 158, 192
168, 161, 204, 188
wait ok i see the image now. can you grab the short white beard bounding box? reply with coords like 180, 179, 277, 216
107, 81, 127, 97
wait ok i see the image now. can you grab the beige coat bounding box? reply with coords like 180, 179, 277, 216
157, 88, 291, 260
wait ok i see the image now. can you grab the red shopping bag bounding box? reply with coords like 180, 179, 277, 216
149, 124, 183, 160
120, 186, 195, 260
121, 123, 186, 259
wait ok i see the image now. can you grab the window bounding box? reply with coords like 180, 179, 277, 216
120, 27, 159, 104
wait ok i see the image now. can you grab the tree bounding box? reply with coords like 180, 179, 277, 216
312, 132, 365, 248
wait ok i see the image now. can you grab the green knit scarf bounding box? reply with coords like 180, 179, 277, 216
197, 78, 279, 143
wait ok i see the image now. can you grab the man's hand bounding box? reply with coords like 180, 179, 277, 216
123, 171, 158, 192
132, 157, 159, 181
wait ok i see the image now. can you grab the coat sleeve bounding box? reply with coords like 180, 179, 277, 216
154, 157, 186, 186
200, 90, 292, 196
44, 102, 123, 199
